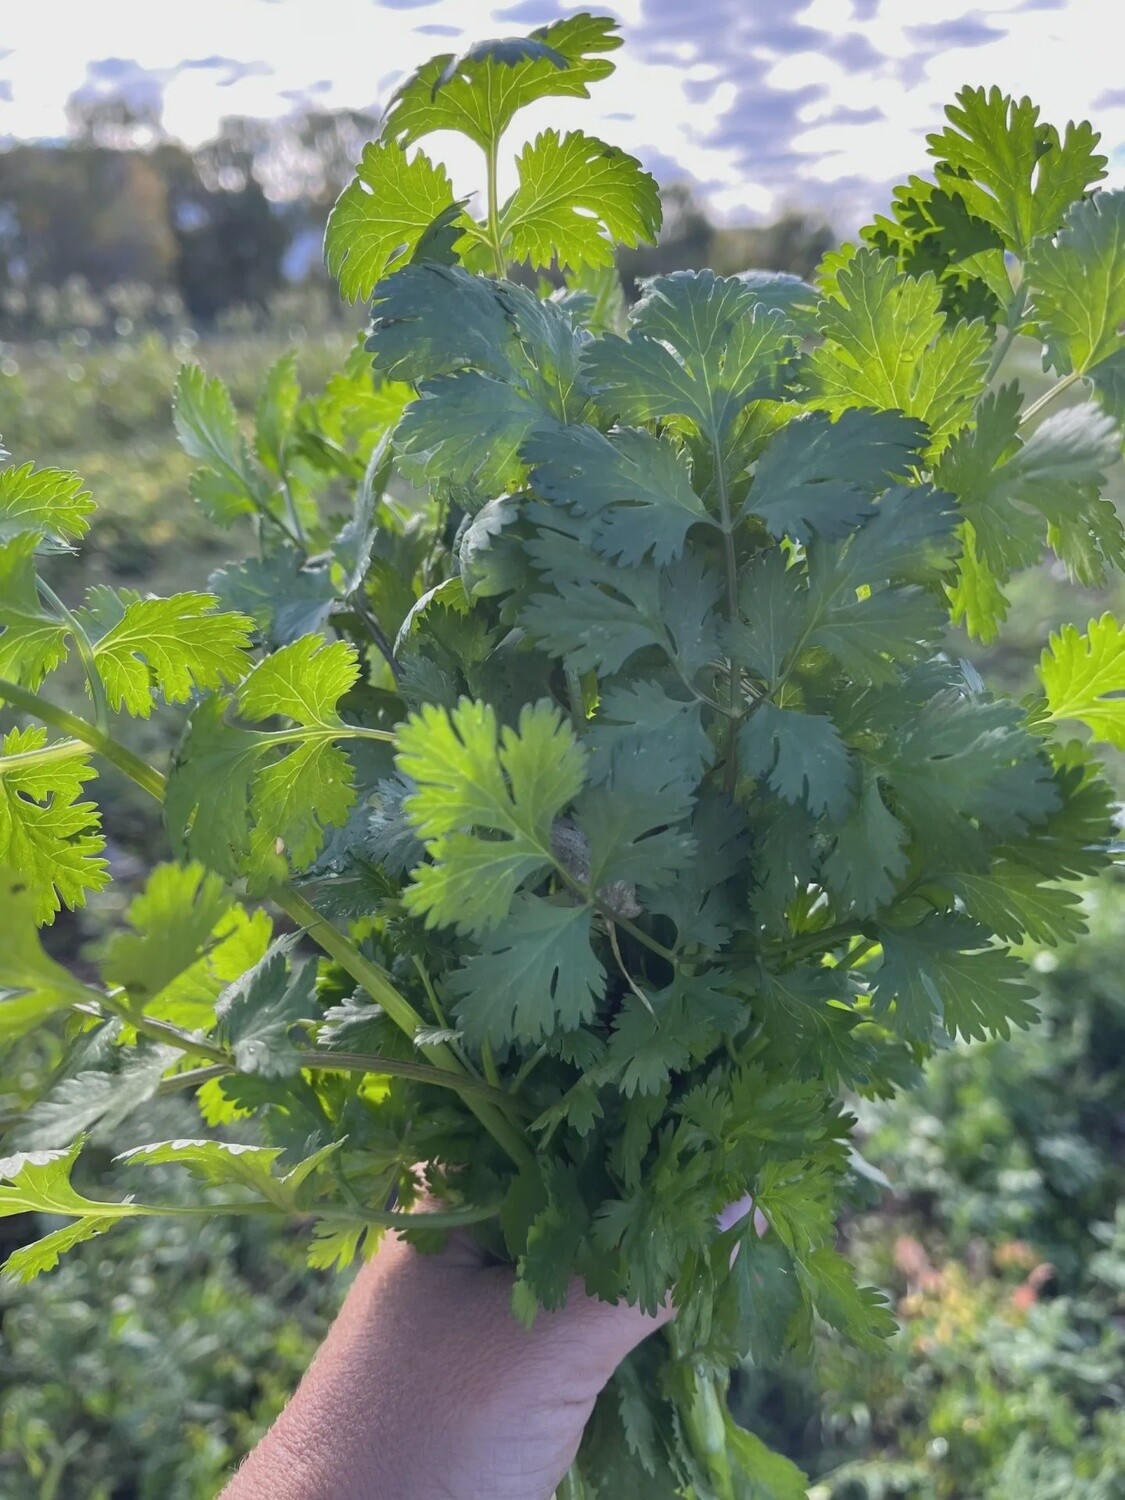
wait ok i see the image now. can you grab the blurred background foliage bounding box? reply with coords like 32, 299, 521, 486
0, 91, 1122, 1500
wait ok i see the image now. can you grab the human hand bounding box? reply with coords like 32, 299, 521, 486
221, 1221, 674, 1500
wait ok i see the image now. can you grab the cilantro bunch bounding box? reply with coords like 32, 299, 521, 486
2, 15, 1125, 1495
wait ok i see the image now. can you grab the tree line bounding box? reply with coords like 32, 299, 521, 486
0, 93, 833, 332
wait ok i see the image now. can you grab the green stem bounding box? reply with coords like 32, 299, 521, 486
250, 724, 394, 749
412, 955, 448, 1029
767, 920, 864, 966
154, 1048, 527, 1115
1020, 369, 1081, 428
0, 677, 166, 799
40, 1196, 501, 1233
712, 438, 742, 794
480, 1040, 502, 1090
563, 661, 586, 734
485, 136, 507, 279
278, 472, 308, 548
510, 1043, 548, 1095
36, 578, 110, 732
557, 1468, 592, 1500
834, 936, 879, 972
258, 504, 302, 549
0, 681, 534, 1172
294, 1050, 528, 1116
684, 1369, 735, 1500
157, 1062, 230, 1097
983, 281, 1028, 387
0, 737, 91, 773
100, 993, 229, 1063
275, 888, 534, 1170
602, 904, 677, 965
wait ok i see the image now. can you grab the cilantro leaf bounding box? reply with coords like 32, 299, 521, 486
940, 389, 1123, 631
255, 351, 301, 476
602, 974, 742, 1096
577, 783, 696, 897
1039, 613, 1125, 749
0, 462, 94, 548
173, 364, 267, 526
995, 745, 1115, 882
164, 637, 363, 886
324, 141, 457, 303
743, 408, 927, 540
927, 86, 1107, 255
216, 940, 318, 1076
116, 1138, 338, 1211
0, 534, 70, 688
582, 682, 713, 795
381, 13, 621, 154
396, 698, 586, 934
524, 423, 709, 566
445, 895, 604, 1046
874, 915, 1038, 1041
501, 129, 659, 272
998, 402, 1124, 581
0, 871, 103, 1043
396, 373, 537, 495
809, 247, 990, 455
0, 1142, 131, 1281
15, 1048, 177, 1151
521, 536, 722, 679
1027, 190, 1125, 422
366, 264, 519, 382
798, 1244, 897, 1352
938, 862, 1085, 946
584, 271, 798, 441
237, 632, 359, 725
209, 548, 337, 646
99, 861, 270, 1014
820, 764, 909, 917
642, 793, 749, 950
737, 269, 819, 332
75, 587, 253, 718
0, 727, 107, 923
739, 703, 857, 823
874, 690, 1059, 865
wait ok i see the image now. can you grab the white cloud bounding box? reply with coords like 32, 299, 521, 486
0, 0, 1121, 228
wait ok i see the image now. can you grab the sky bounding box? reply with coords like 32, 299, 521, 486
1, 0, 1123, 231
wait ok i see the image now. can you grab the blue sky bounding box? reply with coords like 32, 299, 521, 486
2, 0, 1123, 231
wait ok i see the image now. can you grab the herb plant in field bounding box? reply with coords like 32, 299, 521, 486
3, 15, 1125, 1495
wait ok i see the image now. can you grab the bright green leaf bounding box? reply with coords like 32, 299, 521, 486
1039, 613, 1125, 748
0, 727, 107, 923
1028, 190, 1125, 422
381, 13, 621, 154
0, 462, 94, 548
78, 588, 253, 718
501, 129, 659, 272
0, 870, 104, 1042
927, 86, 1106, 255
324, 141, 456, 303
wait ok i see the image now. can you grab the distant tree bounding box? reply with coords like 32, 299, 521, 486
0, 144, 178, 291
618, 182, 716, 291
712, 209, 835, 280
619, 182, 834, 287
66, 92, 166, 152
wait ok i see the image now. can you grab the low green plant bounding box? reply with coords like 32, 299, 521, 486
0, 1097, 339, 1500
2, 15, 1124, 1494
